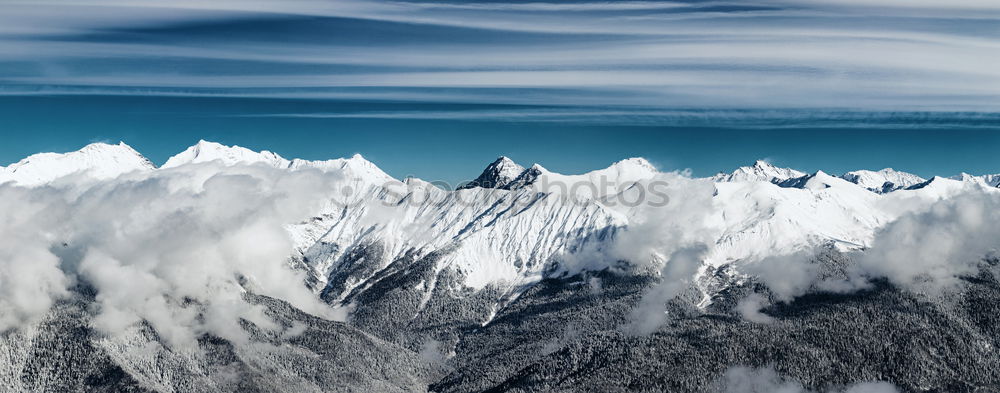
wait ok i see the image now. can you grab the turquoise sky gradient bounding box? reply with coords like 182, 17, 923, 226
2, 95, 999, 184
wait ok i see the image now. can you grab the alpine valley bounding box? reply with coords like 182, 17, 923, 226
2, 141, 1000, 393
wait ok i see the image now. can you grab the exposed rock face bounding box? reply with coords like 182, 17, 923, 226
458, 157, 526, 190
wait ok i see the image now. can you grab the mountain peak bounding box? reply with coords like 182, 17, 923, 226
0, 142, 154, 186
714, 159, 805, 184
162, 141, 396, 183
950, 172, 983, 183
80, 140, 129, 151
163, 140, 289, 169
586, 157, 658, 185
458, 156, 527, 190
336, 153, 394, 183
609, 157, 657, 173
775, 170, 859, 191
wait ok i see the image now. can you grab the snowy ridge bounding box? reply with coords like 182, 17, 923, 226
712, 160, 805, 183
461, 156, 658, 197
950, 172, 1000, 188
289, 185, 622, 292
514, 158, 659, 197
711, 172, 884, 266
841, 168, 925, 193
0, 142, 154, 186
777, 170, 855, 190
163, 140, 394, 184
289, 153, 395, 183
162, 139, 289, 169
0, 140, 396, 188
906, 175, 960, 191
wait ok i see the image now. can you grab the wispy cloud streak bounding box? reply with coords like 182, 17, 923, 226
1, 0, 999, 110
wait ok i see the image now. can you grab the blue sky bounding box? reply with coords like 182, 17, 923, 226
3, 95, 1000, 183
1, 0, 999, 182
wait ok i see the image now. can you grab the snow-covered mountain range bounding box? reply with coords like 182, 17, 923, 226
4, 140, 1000, 393
2, 140, 997, 297
3, 140, 986, 197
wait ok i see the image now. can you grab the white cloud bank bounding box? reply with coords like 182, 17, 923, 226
579, 173, 1000, 334
4, 141, 1000, 348
742, 250, 823, 302
727, 187, 1000, 326
735, 294, 775, 324
855, 190, 1000, 293
0, 163, 348, 347
555, 173, 723, 335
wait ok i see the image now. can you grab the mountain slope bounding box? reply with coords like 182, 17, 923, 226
432, 255, 1000, 393
0, 287, 435, 393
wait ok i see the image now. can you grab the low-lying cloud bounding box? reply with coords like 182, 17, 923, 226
741, 250, 823, 302
623, 244, 709, 336
0, 163, 348, 346
733, 187, 1000, 311
573, 175, 1000, 333
717, 366, 899, 393
6, 148, 1000, 347
555, 173, 722, 335
736, 294, 775, 324
562, 173, 720, 272
855, 190, 1000, 293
